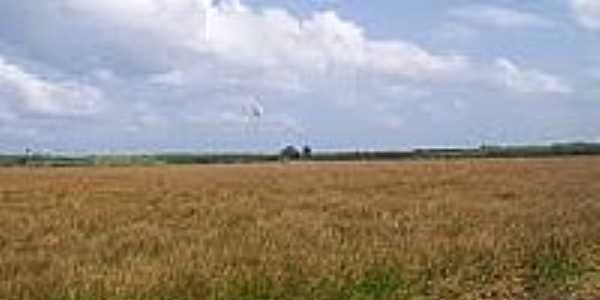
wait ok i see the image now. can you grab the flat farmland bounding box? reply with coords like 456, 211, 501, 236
1, 158, 600, 300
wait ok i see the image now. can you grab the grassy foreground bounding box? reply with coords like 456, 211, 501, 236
1, 158, 599, 299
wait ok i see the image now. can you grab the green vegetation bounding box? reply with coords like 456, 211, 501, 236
1, 142, 600, 167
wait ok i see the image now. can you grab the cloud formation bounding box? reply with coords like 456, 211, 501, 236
449, 5, 554, 29
494, 59, 572, 95
0, 56, 103, 116
571, 0, 600, 30
0, 0, 589, 152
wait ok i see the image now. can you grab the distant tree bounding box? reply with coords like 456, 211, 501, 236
24, 148, 33, 166
302, 145, 312, 159
280, 145, 301, 161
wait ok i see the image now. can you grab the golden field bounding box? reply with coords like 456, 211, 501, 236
1, 158, 600, 300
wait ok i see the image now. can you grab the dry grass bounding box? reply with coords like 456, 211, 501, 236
1, 157, 600, 300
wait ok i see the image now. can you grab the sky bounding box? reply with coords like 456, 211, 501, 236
0, 0, 598, 153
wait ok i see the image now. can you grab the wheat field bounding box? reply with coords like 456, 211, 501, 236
1, 157, 600, 300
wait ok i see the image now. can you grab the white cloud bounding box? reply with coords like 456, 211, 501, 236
200, 4, 470, 78
364, 41, 468, 77
571, 0, 600, 30
0, 1, 587, 151
450, 5, 554, 29
0, 56, 103, 116
65, 0, 210, 44
148, 70, 186, 87
494, 59, 572, 94
25, 0, 465, 79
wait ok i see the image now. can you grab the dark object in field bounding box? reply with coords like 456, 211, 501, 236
280, 145, 301, 160
302, 145, 313, 159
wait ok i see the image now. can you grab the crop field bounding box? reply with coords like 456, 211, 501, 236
1, 157, 600, 300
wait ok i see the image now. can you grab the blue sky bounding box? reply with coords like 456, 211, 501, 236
0, 0, 598, 153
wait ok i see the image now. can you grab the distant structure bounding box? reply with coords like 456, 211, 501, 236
24, 148, 33, 165
280, 145, 301, 161
243, 96, 264, 137
302, 145, 312, 159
